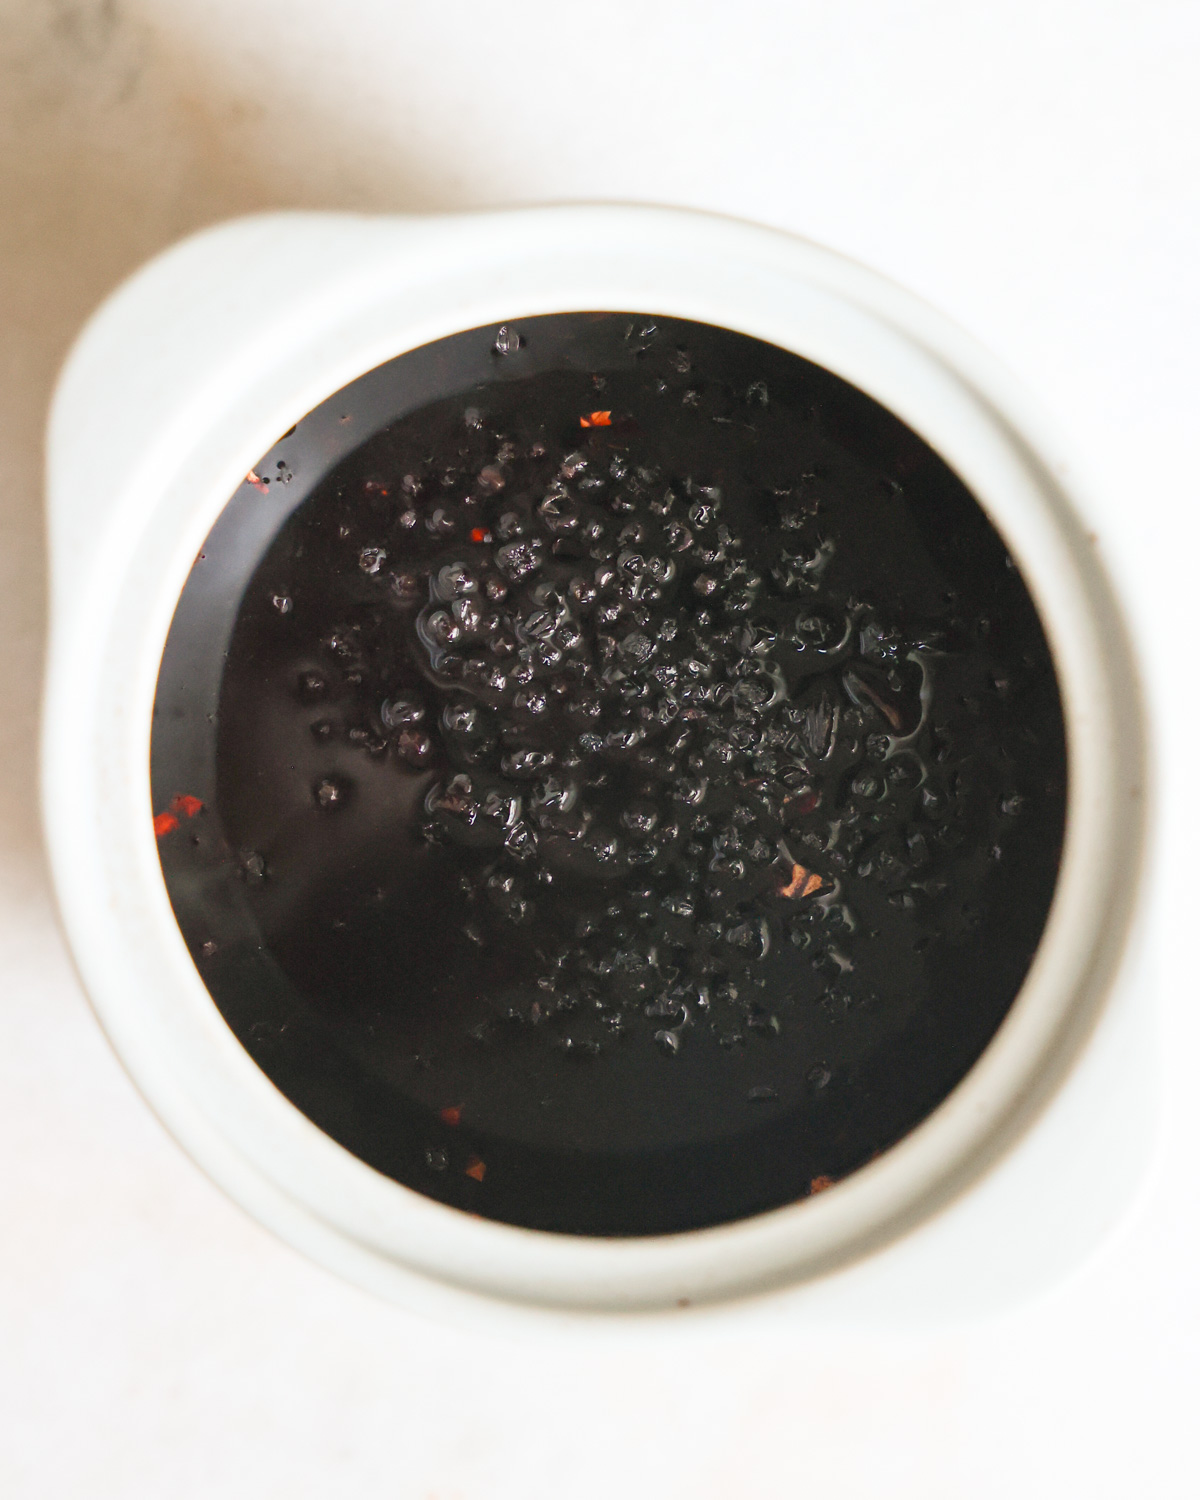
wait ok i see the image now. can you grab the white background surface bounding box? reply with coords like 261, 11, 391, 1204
2, 2, 1198, 1495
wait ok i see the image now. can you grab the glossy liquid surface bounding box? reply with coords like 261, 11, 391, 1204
152, 314, 1066, 1235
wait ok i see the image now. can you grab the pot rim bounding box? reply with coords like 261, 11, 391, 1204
41, 203, 1148, 1311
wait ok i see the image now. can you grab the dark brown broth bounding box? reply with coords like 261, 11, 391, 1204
151, 314, 1066, 1235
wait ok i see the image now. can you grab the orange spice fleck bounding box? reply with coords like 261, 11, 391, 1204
579, 410, 612, 428
470, 527, 490, 544
439, 1105, 462, 1126
810, 1174, 836, 1195
779, 863, 823, 899
850, 674, 903, 732
245, 470, 269, 493
464, 1155, 486, 1182
153, 812, 179, 839
171, 794, 204, 819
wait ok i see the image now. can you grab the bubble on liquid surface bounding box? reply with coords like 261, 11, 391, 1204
492, 325, 523, 356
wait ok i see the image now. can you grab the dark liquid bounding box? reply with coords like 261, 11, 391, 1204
152, 314, 1066, 1236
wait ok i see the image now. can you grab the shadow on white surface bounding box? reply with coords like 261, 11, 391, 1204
0, 1, 465, 911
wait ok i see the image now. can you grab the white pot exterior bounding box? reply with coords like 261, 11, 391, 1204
42, 206, 1153, 1319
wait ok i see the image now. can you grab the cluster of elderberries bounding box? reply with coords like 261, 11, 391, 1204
306, 408, 971, 1057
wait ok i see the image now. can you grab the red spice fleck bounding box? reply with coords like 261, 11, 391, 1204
245, 470, 269, 493
439, 1105, 462, 1126
579, 410, 612, 428
470, 527, 490, 544
464, 1155, 486, 1182
171, 794, 204, 819
789, 790, 820, 816
810, 1174, 836, 1195
153, 812, 179, 839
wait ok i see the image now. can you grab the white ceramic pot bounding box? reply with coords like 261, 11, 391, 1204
41, 205, 1153, 1319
